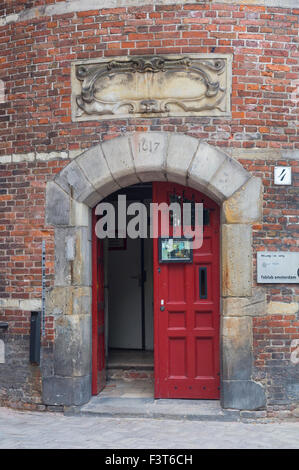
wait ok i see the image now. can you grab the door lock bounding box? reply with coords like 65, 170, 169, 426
160, 299, 165, 311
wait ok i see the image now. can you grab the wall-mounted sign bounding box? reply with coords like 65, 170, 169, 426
257, 252, 299, 284
274, 167, 292, 185
159, 237, 193, 263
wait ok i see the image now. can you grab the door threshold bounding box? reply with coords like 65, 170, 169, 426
66, 396, 240, 422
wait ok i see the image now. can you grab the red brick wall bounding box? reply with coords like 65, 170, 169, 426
0, 3, 298, 155
0, 3, 298, 411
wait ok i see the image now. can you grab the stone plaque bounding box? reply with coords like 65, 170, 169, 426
71, 54, 232, 121
257, 252, 299, 284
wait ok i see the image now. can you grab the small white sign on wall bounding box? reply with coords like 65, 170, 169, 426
0, 340, 4, 364
274, 167, 292, 185
257, 252, 299, 284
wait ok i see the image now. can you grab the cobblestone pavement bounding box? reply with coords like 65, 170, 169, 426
0, 407, 298, 449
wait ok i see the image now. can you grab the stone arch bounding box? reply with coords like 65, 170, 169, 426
44, 132, 266, 411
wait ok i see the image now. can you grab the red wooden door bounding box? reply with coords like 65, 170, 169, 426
153, 182, 220, 399
92, 210, 106, 395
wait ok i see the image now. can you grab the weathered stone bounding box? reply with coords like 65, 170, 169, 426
70, 200, 90, 227
222, 317, 253, 380
188, 143, 227, 200
76, 144, 119, 199
37, 151, 68, 161
73, 227, 92, 287
208, 156, 250, 202
166, 133, 199, 186
72, 54, 231, 121
0, 155, 12, 164
54, 160, 101, 207
240, 410, 267, 419
222, 288, 266, 317
101, 136, 139, 188
221, 380, 266, 410
267, 302, 299, 315
0, 299, 20, 309
12, 153, 35, 162
46, 287, 91, 316
222, 224, 252, 297
19, 299, 42, 311
54, 314, 91, 377
42, 375, 91, 406
290, 339, 299, 365
130, 132, 168, 182
46, 181, 70, 226
223, 177, 263, 224
54, 227, 91, 287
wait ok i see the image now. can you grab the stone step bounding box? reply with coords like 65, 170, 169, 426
70, 397, 241, 422
107, 368, 154, 381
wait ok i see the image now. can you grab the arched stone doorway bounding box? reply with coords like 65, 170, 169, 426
44, 132, 266, 410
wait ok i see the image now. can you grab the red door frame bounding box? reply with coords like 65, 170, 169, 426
91, 210, 106, 395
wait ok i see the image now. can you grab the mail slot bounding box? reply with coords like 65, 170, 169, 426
30, 311, 41, 365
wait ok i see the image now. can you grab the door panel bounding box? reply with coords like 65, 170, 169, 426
153, 182, 220, 399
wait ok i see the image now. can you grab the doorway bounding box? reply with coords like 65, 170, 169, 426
92, 182, 220, 400
93, 183, 155, 397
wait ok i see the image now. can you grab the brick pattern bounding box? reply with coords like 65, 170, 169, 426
0, 4, 298, 155
0, 3, 298, 410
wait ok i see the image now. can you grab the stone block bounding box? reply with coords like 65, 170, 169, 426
19, 299, 42, 311
222, 316, 253, 381
222, 224, 252, 297
42, 375, 91, 406
73, 228, 92, 287
54, 160, 101, 207
46, 181, 70, 226
76, 145, 119, 198
166, 133, 199, 186
54, 314, 91, 377
266, 301, 299, 315
188, 142, 227, 198
221, 380, 266, 410
101, 136, 139, 188
70, 200, 89, 227
54, 227, 92, 287
222, 287, 266, 317
208, 156, 250, 202
12, 152, 35, 162
130, 132, 168, 182
223, 177, 263, 224
46, 286, 91, 316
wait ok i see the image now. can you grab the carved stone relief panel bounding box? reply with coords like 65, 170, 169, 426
71, 54, 232, 120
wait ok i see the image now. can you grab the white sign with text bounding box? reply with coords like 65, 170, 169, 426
257, 252, 299, 284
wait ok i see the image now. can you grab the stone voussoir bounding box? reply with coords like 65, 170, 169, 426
101, 135, 139, 188
130, 132, 168, 183
223, 176, 263, 224
166, 133, 199, 186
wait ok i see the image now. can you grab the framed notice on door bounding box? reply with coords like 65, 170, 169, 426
159, 237, 193, 263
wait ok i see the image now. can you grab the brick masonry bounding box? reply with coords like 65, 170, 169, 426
0, 2, 298, 414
